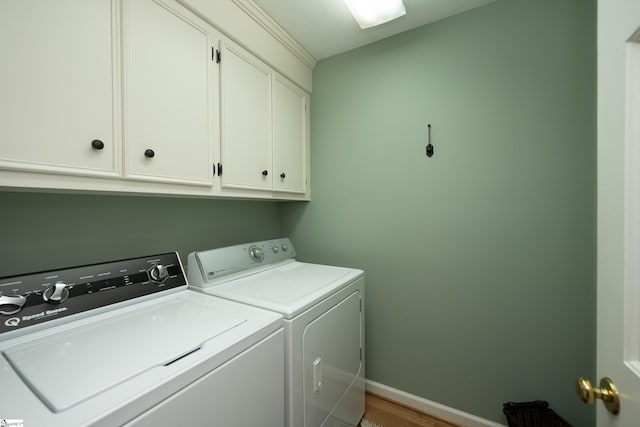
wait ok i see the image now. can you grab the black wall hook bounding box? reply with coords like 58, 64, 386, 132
426, 124, 434, 157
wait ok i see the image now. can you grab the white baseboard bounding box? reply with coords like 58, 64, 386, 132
365, 379, 506, 427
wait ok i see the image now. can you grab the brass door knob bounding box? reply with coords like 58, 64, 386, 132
576, 377, 620, 415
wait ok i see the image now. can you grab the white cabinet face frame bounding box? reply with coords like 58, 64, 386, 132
0, 0, 122, 178
122, 0, 216, 186
273, 74, 308, 194
220, 40, 273, 191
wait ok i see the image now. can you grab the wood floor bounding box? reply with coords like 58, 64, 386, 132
361, 393, 462, 427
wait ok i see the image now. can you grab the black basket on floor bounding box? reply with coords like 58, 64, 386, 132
503, 401, 572, 427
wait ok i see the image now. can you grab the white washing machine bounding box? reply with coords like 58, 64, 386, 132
0, 252, 284, 426
187, 238, 365, 427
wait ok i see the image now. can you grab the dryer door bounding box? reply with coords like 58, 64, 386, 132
303, 290, 362, 427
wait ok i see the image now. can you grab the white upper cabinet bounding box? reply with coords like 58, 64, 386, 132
0, 0, 312, 200
220, 41, 273, 191
0, 0, 121, 177
122, 0, 217, 186
273, 75, 308, 194
220, 40, 309, 195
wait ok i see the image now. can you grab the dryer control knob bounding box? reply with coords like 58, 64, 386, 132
149, 264, 169, 282
281, 244, 288, 252
272, 246, 279, 253
248, 246, 264, 262
43, 282, 70, 304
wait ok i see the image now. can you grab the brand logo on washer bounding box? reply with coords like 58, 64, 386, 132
4, 318, 20, 327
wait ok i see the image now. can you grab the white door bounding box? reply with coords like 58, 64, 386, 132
273, 75, 308, 194
123, 0, 216, 186
303, 291, 363, 427
220, 40, 273, 191
0, 0, 120, 178
595, 0, 640, 425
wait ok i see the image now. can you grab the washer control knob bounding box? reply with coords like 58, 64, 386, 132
281, 244, 288, 252
149, 264, 169, 282
248, 246, 264, 262
0, 295, 27, 316
43, 282, 70, 304
272, 246, 279, 253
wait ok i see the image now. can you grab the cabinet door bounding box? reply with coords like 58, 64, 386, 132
273, 75, 308, 194
0, 0, 120, 177
220, 41, 273, 191
123, 0, 215, 186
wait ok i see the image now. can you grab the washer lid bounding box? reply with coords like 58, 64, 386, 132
2, 297, 245, 412
204, 262, 363, 318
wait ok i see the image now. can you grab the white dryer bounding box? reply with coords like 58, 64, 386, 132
188, 238, 365, 427
0, 252, 284, 426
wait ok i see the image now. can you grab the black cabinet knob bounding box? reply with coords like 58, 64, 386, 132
144, 149, 155, 158
91, 139, 104, 150
262, 170, 268, 176
280, 173, 286, 179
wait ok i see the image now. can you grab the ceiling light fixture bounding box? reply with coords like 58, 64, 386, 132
343, 0, 406, 29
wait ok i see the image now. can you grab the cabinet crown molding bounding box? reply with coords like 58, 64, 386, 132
231, 0, 317, 70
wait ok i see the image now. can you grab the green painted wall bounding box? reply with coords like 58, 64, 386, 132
282, 0, 596, 425
0, 191, 281, 276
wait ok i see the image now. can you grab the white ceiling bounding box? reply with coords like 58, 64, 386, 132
252, 0, 496, 60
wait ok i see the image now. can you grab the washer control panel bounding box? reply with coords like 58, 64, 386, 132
0, 253, 186, 334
